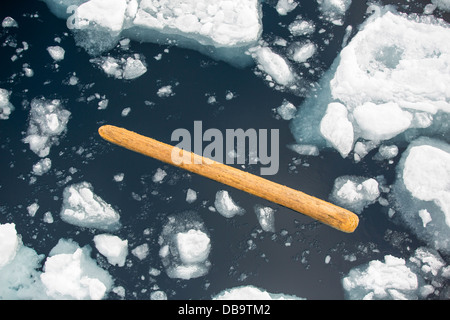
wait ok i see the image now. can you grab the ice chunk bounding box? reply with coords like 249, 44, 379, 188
317, 0, 352, 26
176, 229, 211, 265
2, 17, 18, 28
93, 234, 128, 267
152, 168, 167, 183
23, 98, 70, 157
0, 223, 47, 299
275, 0, 298, 15
276, 99, 297, 120
0, 223, 20, 268
289, 41, 317, 63
159, 212, 211, 280
342, 255, 419, 300
213, 285, 303, 300
157, 85, 174, 98
288, 17, 315, 36
330, 176, 380, 213
60, 181, 121, 231
214, 190, 245, 218
254, 205, 276, 232
186, 188, 197, 203
252, 46, 295, 86
291, 8, 450, 156
91, 55, 147, 80
131, 243, 149, 260
0, 88, 14, 120
432, 0, 450, 11
353, 102, 412, 141
41, 238, 113, 300
32, 158, 52, 176
287, 144, 319, 156
47, 46, 65, 61
319, 102, 354, 158
392, 138, 450, 253
45, 0, 263, 67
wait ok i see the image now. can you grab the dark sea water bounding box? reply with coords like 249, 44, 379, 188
0, 0, 448, 300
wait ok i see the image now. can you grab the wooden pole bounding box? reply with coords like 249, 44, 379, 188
98, 125, 359, 233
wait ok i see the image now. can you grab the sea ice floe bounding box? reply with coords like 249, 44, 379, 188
2, 16, 19, 28
41, 238, 114, 300
291, 8, 450, 158
43, 0, 263, 67
212, 285, 303, 300
254, 205, 276, 232
0, 88, 14, 120
159, 212, 211, 280
391, 138, 450, 254
275, 0, 298, 16
60, 181, 122, 231
23, 98, 71, 158
342, 247, 449, 300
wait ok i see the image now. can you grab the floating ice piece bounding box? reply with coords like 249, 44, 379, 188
44, 0, 262, 67
23, 98, 70, 157
288, 17, 315, 36
392, 138, 450, 254
291, 8, 450, 157
275, 0, 298, 15
317, 0, 352, 26
330, 176, 380, 213
289, 41, 317, 63
287, 143, 319, 156
159, 212, 211, 280
0, 223, 46, 299
0, 223, 20, 268
93, 234, 128, 267
342, 255, 419, 300
254, 205, 275, 232
0, 88, 14, 120
60, 181, 121, 231
41, 238, 113, 300
213, 285, 303, 300
353, 102, 412, 141
131, 243, 149, 260
276, 99, 297, 120
32, 158, 52, 176
91, 54, 147, 80
47, 45, 65, 61
2, 17, 18, 28
214, 190, 245, 218
152, 168, 167, 183
432, 0, 450, 11
319, 102, 354, 158
186, 188, 197, 203
252, 46, 295, 86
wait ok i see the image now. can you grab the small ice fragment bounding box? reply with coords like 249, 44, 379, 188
47, 46, 65, 61
214, 190, 245, 218
93, 234, 128, 267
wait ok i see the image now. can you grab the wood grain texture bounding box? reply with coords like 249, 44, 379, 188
98, 125, 359, 233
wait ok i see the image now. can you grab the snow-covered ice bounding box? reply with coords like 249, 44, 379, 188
252, 46, 296, 87
214, 190, 245, 218
291, 8, 450, 157
0, 88, 14, 120
47, 45, 65, 61
254, 205, 276, 232
23, 98, 71, 158
43, 0, 263, 67
41, 238, 114, 300
93, 234, 128, 267
60, 181, 122, 231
